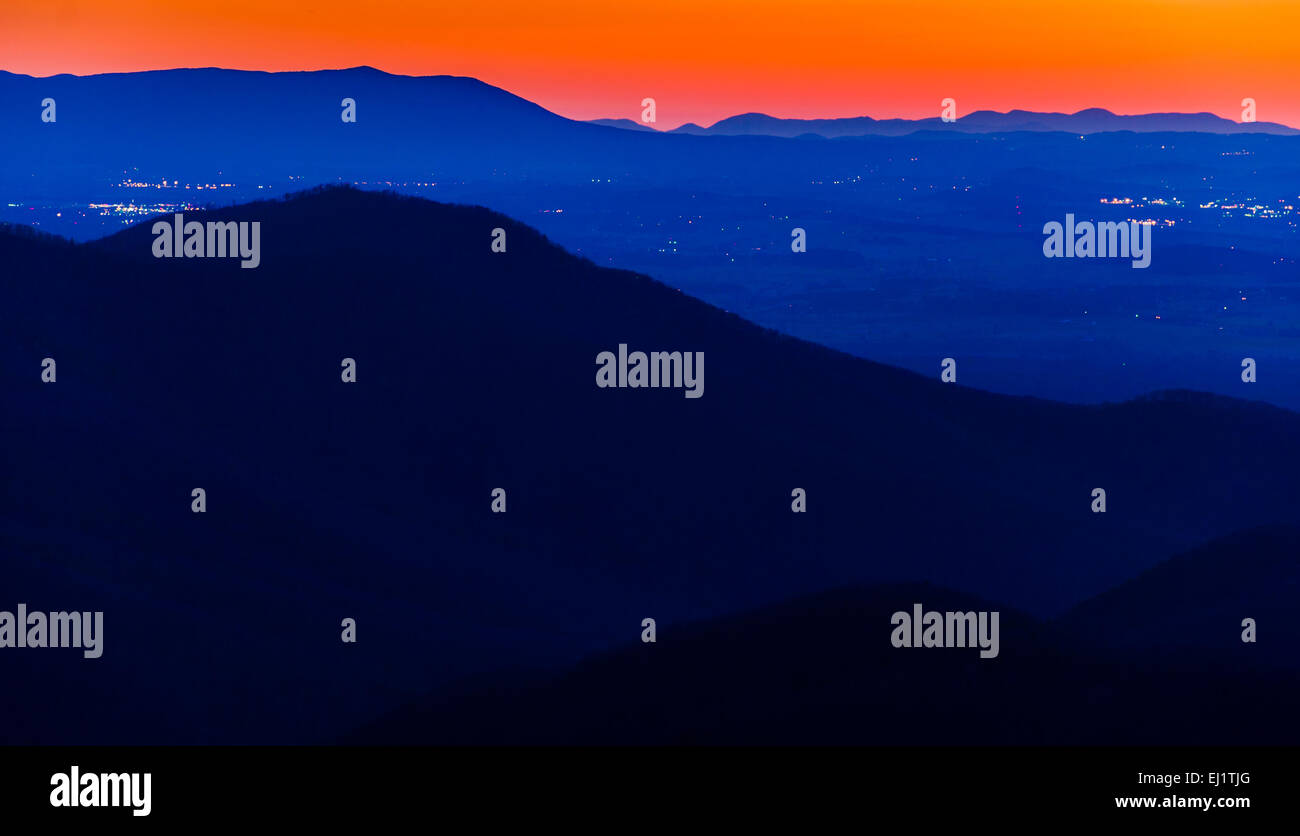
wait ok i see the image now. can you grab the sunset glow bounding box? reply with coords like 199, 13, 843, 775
2, 0, 1297, 128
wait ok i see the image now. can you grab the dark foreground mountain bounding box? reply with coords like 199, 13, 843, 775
1060, 526, 1300, 670
2, 187, 1297, 742
356, 581, 1299, 745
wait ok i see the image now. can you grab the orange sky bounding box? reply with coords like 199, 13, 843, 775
2, 0, 1296, 128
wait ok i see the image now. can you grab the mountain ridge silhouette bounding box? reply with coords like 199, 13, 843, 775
354, 574, 1300, 745
638, 106, 1299, 137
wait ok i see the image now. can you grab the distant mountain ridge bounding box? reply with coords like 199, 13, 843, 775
586, 117, 656, 132
9, 66, 1292, 137
3, 65, 1296, 203
0, 66, 611, 197
592, 107, 1300, 137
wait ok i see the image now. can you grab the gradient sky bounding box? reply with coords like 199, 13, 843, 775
2, 0, 1297, 129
